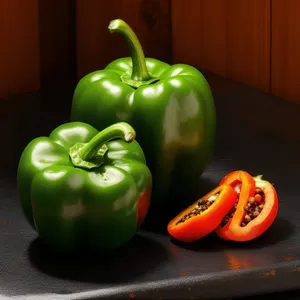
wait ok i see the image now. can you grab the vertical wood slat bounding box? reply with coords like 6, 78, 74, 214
39, 0, 77, 89
4, 0, 300, 103
76, 0, 172, 80
271, 0, 300, 104
172, 0, 271, 92
0, 0, 40, 99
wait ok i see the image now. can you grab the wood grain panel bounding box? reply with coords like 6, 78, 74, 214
271, 0, 300, 104
0, 0, 40, 99
172, 0, 271, 92
76, 0, 171, 80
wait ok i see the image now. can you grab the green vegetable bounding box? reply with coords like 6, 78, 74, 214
70, 19, 216, 218
17, 122, 152, 252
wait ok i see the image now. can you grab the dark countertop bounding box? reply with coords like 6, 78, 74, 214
1, 73, 300, 299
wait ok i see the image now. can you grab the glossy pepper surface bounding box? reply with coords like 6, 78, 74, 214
70, 19, 217, 217
167, 184, 237, 242
17, 122, 152, 252
215, 172, 278, 242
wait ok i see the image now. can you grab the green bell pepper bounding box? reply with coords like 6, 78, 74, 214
71, 19, 216, 219
17, 122, 152, 252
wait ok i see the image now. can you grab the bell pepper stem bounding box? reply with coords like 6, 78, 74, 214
253, 175, 264, 183
108, 19, 151, 82
80, 122, 135, 160
69, 122, 136, 170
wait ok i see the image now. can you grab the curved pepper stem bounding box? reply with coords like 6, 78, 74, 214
69, 122, 136, 170
108, 19, 152, 83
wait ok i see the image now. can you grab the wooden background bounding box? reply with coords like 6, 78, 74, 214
1, 0, 300, 104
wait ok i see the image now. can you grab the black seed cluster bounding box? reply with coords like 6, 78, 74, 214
241, 187, 265, 227
220, 186, 266, 227
220, 201, 238, 227
176, 193, 220, 225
